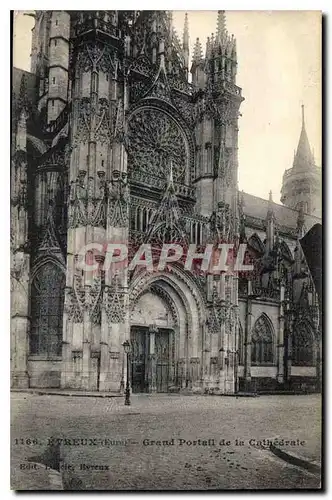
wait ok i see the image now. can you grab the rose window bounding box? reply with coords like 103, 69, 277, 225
127, 108, 188, 184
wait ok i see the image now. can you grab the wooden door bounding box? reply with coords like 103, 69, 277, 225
155, 329, 175, 392
130, 327, 147, 393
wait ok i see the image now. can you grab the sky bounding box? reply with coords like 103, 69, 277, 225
13, 10, 321, 203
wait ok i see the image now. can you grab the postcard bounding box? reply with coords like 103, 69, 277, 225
11, 10, 322, 490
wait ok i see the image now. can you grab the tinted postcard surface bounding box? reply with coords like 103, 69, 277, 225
11, 10, 322, 490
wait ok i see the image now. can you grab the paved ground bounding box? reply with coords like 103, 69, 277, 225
11, 393, 322, 491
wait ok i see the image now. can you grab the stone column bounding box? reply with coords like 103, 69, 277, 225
190, 358, 201, 392
201, 322, 211, 390
11, 109, 30, 388
244, 280, 253, 391
168, 328, 176, 388
218, 274, 226, 392
147, 325, 157, 393
224, 274, 238, 394
284, 309, 293, 389
277, 282, 285, 384
178, 319, 187, 389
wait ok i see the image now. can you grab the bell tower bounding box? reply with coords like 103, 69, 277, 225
192, 11, 244, 394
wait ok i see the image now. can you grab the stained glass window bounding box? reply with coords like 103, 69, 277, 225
251, 314, 274, 365
30, 263, 65, 356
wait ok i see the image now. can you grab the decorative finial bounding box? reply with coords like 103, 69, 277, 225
269, 190, 273, 202
301, 104, 305, 128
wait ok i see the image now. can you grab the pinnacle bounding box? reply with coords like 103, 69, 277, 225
216, 10, 227, 41
192, 37, 203, 64
184, 12, 188, 29
183, 12, 189, 49
205, 36, 211, 59
293, 105, 315, 172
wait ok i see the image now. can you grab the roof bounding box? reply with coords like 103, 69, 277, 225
293, 105, 316, 172
242, 191, 320, 233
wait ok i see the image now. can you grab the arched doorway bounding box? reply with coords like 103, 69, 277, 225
129, 268, 205, 393
130, 291, 177, 393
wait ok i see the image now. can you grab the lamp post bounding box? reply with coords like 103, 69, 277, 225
122, 340, 131, 406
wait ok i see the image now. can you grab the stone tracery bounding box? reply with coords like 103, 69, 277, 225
127, 108, 188, 183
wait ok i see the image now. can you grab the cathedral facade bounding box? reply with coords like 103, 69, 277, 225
11, 11, 321, 394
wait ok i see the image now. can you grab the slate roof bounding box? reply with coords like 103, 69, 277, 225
242, 191, 321, 234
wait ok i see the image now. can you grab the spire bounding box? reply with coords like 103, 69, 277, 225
210, 32, 215, 50
205, 36, 211, 60
192, 37, 203, 65
191, 37, 204, 87
267, 191, 274, 219
183, 12, 189, 49
293, 104, 315, 172
267, 190, 275, 219
269, 190, 273, 203
216, 10, 227, 42
183, 13, 189, 72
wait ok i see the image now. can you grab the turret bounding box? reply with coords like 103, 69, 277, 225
193, 10, 243, 221
47, 11, 70, 123
28, 11, 70, 125
203, 11, 237, 90
30, 11, 52, 105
